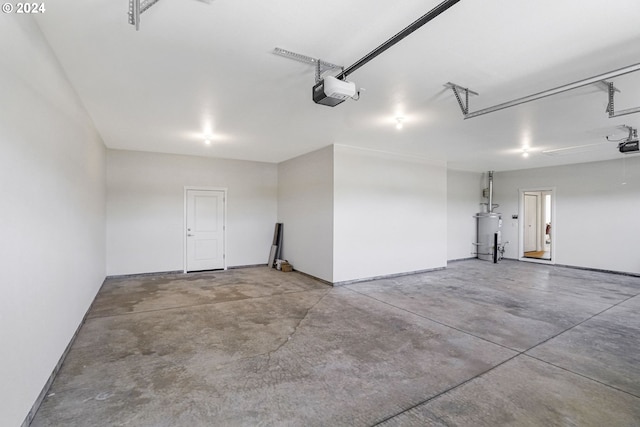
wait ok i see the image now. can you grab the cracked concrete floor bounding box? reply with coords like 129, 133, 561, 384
32, 260, 640, 426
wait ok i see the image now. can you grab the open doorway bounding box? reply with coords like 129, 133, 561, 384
519, 188, 555, 263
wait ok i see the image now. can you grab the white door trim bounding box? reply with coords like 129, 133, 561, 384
184, 186, 228, 273
518, 187, 556, 265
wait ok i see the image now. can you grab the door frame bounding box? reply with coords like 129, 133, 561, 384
183, 186, 228, 273
518, 187, 556, 265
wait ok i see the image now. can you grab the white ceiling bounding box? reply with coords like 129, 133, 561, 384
36, 0, 640, 172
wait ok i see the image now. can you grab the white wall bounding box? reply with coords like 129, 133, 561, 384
447, 169, 484, 261
0, 18, 106, 427
107, 150, 277, 275
495, 157, 640, 274
333, 146, 447, 283
277, 146, 334, 282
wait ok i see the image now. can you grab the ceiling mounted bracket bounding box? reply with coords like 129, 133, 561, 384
447, 63, 640, 120
315, 60, 345, 84
596, 80, 619, 93
445, 82, 479, 116
607, 80, 640, 118
273, 47, 343, 83
128, 0, 162, 31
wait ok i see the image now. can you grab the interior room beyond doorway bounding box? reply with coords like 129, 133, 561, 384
520, 189, 554, 263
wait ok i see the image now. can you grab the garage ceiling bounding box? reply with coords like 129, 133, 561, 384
35, 0, 640, 171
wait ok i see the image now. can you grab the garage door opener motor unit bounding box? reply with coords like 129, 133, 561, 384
313, 76, 357, 107
618, 126, 639, 154
608, 125, 639, 154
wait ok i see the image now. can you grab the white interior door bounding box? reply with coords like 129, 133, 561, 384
524, 194, 538, 252
186, 189, 225, 272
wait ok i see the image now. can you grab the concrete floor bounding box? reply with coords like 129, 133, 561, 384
32, 260, 640, 426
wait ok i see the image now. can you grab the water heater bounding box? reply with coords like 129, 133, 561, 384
475, 171, 503, 262
475, 212, 502, 262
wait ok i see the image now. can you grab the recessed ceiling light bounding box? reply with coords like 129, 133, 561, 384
395, 117, 403, 130
204, 139, 211, 145
522, 151, 529, 158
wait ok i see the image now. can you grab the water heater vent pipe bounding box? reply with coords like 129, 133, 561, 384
488, 171, 494, 213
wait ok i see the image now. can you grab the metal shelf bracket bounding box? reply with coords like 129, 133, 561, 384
128, 0, 162, 31
445, 82, 479, 116
607, 81, 640, 118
